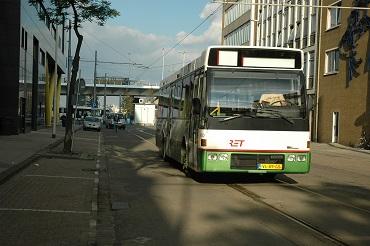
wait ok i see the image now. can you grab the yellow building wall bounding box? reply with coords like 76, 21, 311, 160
318, 2, 370, 146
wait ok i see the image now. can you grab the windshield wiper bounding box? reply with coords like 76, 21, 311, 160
257, 109, 295, 125
219, 113, 256, 122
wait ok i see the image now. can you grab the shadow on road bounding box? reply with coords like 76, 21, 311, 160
100, 126, 370, 245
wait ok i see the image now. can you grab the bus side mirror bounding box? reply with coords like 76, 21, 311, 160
192, 98, 201, 115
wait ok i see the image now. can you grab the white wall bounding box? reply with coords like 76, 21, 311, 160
134, 104, 156, 126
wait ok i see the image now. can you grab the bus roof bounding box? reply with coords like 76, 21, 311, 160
160, 46, 303, 87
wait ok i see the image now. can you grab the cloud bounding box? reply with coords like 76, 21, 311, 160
200, 3, 221, 19
176, 3, 222, 46
74, 3, 222, 84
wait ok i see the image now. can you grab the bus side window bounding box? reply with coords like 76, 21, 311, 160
181, 84, 191, 118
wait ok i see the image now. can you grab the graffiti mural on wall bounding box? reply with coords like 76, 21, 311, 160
339, 0, 370, 81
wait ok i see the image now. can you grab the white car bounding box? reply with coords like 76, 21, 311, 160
116, 118, 126, 129
83, 116, 102, 131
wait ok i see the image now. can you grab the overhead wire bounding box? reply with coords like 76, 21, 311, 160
77, 3, 222, 81
211, 0, 370, 10
81, 29, 134, 63
135, 3, 223, 80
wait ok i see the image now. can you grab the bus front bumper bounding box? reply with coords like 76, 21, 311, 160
199, 150, 310, 174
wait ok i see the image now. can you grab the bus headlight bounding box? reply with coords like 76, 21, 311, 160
208, 154, 218, 161
219, 153, 229, 161
287, 154, 296, 162
207, 153, 229, 161
297, 155, 307, 162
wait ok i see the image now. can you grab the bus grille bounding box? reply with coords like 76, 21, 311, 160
230, 154, 284, 170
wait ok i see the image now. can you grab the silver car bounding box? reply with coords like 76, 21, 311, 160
83, 116, 102, 131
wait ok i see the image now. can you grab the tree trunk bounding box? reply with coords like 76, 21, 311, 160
63, 7, 83, 153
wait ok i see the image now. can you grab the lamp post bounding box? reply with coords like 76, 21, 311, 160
52, 25, 58, 138
104, 73, 107, 120
161, 48, 165, 80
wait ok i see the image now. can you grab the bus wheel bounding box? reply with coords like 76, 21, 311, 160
160, 136, 168, 161
181, 145, 191, 177
264, 173, 277, 181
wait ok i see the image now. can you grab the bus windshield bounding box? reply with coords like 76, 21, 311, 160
208, 70, 306, 119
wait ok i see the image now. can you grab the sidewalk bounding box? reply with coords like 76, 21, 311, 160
0, 126, 65, 182
0, 126, 99, 245
328, 142, 370, 155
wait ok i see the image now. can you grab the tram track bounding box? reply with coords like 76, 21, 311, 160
228, 183, 349, 246
128, 127, 366, 245
274, 178, 370, 215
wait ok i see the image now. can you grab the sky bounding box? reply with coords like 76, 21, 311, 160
76, 0, 223, 85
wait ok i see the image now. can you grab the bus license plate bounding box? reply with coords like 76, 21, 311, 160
257, 163, 283, 170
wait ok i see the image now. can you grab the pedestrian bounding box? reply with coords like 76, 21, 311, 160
60, 114, 66, 127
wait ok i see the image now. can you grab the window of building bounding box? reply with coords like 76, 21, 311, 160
289, 6, 295, 27
224, 22, 251, 45
308, 51, 315, 89
294, 22, 301, 48
284, 7, 289, 28
325, 48, 340, 74
327, 1, 341, 29
21, 28, 25, 48
40, 49, 45, 66
312, 0, 318, 15
278, 9, 283, 26
297, 0, 302, 22
277, 31, 282, 46
311, 14, 316, 33
309, 51, 315, 78
21, 28, 28, 50
224, 0, 252, 27
288, 26, 294, 44
303, 52, 308, 76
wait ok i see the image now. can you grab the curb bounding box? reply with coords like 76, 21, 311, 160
328, 143, 370, 155
87, 133, 103, 246
0, 138, 64, 185
0, 127, 80, 184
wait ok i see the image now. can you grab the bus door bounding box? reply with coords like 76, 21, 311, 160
189, 75, 204, 169
164, 87, 173, 154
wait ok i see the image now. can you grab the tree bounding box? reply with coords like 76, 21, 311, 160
121, 96, 134, 116
29, 0, 119, 153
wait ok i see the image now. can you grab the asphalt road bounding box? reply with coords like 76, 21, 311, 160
99, 125, 370, 246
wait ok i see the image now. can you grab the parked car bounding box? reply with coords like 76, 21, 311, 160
83, 116, 101, 131
116, 118, 126, 129
103, 114, 114, 129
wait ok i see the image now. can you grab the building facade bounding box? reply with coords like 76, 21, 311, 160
222, 0, 320, 139
255, 0, 320, 139
222, 0, 258, 46
317, 0, 370, 147
0, 0, 67, 135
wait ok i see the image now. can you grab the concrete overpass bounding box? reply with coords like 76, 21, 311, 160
60, 82, 160, 96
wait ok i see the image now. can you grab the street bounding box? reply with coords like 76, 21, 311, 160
98, 125, 370, 245
0, 126, 369, 245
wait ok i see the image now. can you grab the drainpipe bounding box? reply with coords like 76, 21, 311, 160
314, 0, 323, 142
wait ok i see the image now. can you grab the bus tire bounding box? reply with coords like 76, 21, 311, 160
264, 173, 277, 181
181, 142, 191, 177
160, 135, 168, 161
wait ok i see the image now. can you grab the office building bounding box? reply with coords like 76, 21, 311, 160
0, 0, 67, 135
222, 0, 320, 140
317, 0, 370, 147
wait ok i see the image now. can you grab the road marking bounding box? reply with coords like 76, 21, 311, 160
73, 137, 97, 141
97, 132, 101, 154
0, 208, 90, 214
130, 132, 157, 147
136, 129, 155, 137
24, 175, 94, 180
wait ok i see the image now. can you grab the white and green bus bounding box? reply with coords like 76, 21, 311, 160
156, 46, 311, 176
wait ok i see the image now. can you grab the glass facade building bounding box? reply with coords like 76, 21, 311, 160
0, 0, 67, 135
